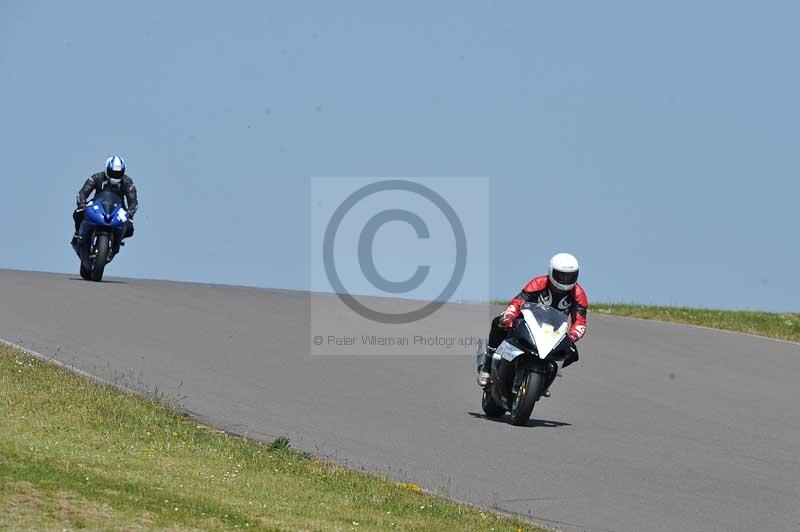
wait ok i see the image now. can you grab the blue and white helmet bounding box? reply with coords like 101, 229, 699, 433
105, 155, 126, 184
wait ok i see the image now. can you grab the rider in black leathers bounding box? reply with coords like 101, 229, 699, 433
72, 155, 138, 242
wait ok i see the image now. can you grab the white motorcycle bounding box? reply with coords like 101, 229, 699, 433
479, 302, 577, 425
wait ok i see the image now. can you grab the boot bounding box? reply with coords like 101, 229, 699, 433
476, 347, 495, 387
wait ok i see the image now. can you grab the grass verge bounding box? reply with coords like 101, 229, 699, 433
591, 304, 799, 343
0, 344, 540, 531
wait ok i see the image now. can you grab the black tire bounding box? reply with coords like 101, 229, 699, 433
509, 371, 544, 426
79, 263, 91, 280
90, 233, 110, 282
482, 390, 505, 418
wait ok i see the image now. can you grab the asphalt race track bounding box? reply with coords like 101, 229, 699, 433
1, 269, 798, 532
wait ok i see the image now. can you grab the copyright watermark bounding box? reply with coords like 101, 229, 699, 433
310, 177, 489, 355
314, 334, 482, 349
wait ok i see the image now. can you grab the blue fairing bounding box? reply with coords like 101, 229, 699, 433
73, 191, 128, 268
85, 202, 127, 228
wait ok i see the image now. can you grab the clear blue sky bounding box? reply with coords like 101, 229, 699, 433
1, 1, 797, 311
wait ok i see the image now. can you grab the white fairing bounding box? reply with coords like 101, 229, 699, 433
117, 208, 128, 223
521, 308, 569, 359
496, 341, 524, 361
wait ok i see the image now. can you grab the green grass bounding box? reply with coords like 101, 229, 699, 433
591, 303, 800, 343
0, 344, 540, 531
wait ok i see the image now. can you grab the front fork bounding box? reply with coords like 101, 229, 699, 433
512, 360, 558, 395
512, 369, 524, 394
76, 226, 117, 266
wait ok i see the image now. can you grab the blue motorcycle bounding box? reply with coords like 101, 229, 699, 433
71, 190, 129, 281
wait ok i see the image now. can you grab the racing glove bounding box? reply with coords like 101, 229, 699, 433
500, 305, 519, 329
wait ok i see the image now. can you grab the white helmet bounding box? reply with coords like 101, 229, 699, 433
105, 155, 126, 185
549, 253, 579, 292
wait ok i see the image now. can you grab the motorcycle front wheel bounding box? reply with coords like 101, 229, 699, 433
90, 233, 110, 282
509, 371, 544, 426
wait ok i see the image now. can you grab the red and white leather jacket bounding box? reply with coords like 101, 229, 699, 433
503, 275, 589, 342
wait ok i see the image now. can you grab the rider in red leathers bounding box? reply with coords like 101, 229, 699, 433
478, 253, 588, 391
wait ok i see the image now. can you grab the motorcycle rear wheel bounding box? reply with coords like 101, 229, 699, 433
80, 263, 90, 280
510, 371, 544, 426
481, 389, 505, 418
90, 234, 110, 282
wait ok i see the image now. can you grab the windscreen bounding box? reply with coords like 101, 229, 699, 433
523, 302, 569, 329
93, 190, 123, 214
518, 302, 570, 358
